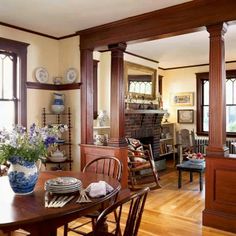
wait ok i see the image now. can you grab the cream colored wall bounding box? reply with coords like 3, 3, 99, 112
97, 52, 111, 116
1, 26, 81, 171
160, 63, 236, 132
59, 37, 81, 171
0, 25, 60, 126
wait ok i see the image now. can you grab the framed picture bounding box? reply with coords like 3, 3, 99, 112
172, 92, 194, 106
177, 109, 194, 124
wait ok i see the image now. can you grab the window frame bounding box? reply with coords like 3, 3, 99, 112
196, 70, 236, 137
0, 37, 29, 127
0, 51, 18, 125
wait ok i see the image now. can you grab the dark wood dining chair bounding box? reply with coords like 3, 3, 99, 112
85, 187, 150, 236
64, 156, 123, 236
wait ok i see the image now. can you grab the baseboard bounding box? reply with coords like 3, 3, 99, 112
203, 209, 236, 233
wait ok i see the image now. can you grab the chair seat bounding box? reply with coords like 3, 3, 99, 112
129, 162, 151, 171
84, 211, 100, 218
86, 232, 114, 236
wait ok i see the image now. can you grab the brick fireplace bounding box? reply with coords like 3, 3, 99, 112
125, 110, 165, 160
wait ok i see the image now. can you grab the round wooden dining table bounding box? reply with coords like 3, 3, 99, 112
0, 171, 121, 236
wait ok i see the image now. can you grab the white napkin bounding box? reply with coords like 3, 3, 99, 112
86, 181, 114, 198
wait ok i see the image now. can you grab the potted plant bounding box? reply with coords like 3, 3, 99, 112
0, 123, 68, 194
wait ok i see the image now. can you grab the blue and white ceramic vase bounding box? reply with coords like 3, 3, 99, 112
51, 92, 65, 114
8, 156, 39, 195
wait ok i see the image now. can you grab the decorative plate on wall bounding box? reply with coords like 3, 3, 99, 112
65, 68, 77, 83
35, 67, 49, 83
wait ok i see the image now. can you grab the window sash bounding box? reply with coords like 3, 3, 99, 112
0, 51, 18, 127
196, 70, 236, 136
0, 37, 28, 127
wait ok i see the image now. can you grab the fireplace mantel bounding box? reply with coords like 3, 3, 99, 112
125, 109, 166, 114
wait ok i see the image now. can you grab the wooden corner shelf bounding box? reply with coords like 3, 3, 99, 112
26, 82, 82, 90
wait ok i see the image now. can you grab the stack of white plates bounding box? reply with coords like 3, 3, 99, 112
45, 177, 82, 194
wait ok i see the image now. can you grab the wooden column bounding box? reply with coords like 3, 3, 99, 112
108, 43, 127, 147
203, 23, 236, 234
206, 23, 229, 156
80, 48, 94, 145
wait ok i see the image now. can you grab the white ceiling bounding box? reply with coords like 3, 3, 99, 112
0, 0, 190, 37
1, 0, 236, 68
127, 24, 236, 68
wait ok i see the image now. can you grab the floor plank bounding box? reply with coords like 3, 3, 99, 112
58, 166, 236, 236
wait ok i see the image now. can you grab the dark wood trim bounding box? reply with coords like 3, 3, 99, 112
0, 22, 78, 40
0, 37, 29, 127
158, 75, 163, 96
163, 63, 210, 70
196, 72, 208, 137
124, 51, 159, 64
12, 53, 18, 124
80, 48, 94, 145
57, 33, 78, 40
203, 156, 236, 233
78, 0, 236, 49
26, 82, 82, 90
160, 60, 236, 71
97, 50, 234, 71
0, 22, 58, 40
196, 70, 236, 138
93, 60, 99, 119
0, 37, 29, 50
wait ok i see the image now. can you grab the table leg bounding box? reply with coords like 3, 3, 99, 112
190, 171, 193, 182
199, 172, 203, 191
178, 170, 182, 188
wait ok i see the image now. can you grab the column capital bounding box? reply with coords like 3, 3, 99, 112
108, 42, 127, 51
207, 22, 228, 37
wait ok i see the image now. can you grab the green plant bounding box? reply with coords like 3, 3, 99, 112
0, 123, 68, 163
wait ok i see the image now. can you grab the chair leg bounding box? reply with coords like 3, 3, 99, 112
113, 210, 122, 236
92, 218, 96, 231
64, 223, 68, 236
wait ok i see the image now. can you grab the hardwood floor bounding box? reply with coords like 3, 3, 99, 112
58, 165, 236, 236
137, 170, 235, 236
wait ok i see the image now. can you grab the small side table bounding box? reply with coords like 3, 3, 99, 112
176, 160, 205, 191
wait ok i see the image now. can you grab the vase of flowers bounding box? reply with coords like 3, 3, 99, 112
0, 123, 67, 195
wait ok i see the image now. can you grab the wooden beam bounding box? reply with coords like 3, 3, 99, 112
79, 0, 236, 49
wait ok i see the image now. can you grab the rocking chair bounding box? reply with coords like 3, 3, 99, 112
126, 138, 161, 190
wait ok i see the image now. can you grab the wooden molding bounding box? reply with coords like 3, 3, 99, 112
0, 22, 78, 40
79, 0, 236, 49
0, 22, 58, 40
0, 37, 29, 127
124, 51, 159, 64
203, 156, 236, 233
26, 82, 82, 90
